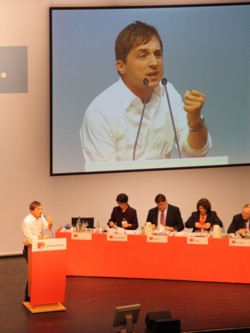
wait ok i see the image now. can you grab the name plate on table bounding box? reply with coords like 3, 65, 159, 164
147, 235, 168, 243
32, 238, 67, 252
71, 232, 92, 240
107, 234, 128, 242
229, 238, 250, 247
187, 236, 208, 245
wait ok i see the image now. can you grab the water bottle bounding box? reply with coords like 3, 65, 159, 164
96, 220, 101, 233
76, 217, 81, 232
140, 226, 145, 234
145, 222, 153, 236
82, 219, 88, 232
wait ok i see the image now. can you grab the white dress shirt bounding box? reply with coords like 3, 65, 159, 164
80, 78, 212, 163
22, 214, 49, 241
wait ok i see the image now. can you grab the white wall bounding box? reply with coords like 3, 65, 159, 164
0, 0, 249, 255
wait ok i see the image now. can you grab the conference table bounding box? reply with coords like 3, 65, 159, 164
55, 228, 250, 284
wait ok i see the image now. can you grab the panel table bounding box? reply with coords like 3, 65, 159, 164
56, 229, 250, 284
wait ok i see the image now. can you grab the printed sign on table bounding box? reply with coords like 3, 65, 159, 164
107, 234, 128, 242
229, 238, 250, 247
32, 238, 67, 252
187, 236, 208, 245
71, 232, 92, 240
147, 235, 168, 243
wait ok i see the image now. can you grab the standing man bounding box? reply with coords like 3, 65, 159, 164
146, 194, 184, 232
80, 21, 211, 164
227, 203, 250, 235
22, 201, 54, 302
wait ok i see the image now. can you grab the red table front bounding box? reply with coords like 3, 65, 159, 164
56, 230, 250, 284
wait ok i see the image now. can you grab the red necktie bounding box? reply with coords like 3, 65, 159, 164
160, 210, 165, 226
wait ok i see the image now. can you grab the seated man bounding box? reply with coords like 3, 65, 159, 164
227, 203, 250, 235
146, 193, 184, 232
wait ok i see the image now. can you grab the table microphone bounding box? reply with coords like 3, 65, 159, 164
161, 77, 182, 158
133, 78, 149, 160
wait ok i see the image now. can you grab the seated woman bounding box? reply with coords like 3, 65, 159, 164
107, 193, 138, 230
185, 198, 223, 232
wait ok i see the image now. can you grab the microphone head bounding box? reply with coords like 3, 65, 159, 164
143, 78, 149, 87
161, 77, 168, 86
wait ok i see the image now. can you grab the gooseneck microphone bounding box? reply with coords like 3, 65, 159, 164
40, 216, 44, 240
132, 78, 149, 161
44, 214, 54, 239
161, 77, 182, 158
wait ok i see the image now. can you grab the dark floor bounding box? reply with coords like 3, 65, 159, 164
1, 256, 250, 333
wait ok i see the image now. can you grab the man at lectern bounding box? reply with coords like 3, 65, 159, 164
22, 201, 54, 302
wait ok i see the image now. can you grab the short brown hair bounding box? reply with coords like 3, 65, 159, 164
29, 201, 41, 211
115, 21, 163, 63
155, 194, 166, 204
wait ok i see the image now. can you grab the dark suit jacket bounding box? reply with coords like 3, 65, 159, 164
146, 204, 184, 232
108, 205, 138, 230
185, 210, 223, 232
227, 213, 247, 234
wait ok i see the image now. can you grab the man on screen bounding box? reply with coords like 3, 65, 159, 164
80, 21, 212, 163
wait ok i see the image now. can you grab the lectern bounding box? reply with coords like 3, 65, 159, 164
23, 238, 67, 313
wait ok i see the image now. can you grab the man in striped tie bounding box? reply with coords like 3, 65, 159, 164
146, 194, 184, 233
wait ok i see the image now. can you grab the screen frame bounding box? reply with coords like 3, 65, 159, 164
50, 3, 250, 176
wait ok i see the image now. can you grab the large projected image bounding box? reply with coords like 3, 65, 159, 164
50, 4, 250, 175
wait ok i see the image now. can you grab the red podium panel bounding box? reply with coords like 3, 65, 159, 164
23, 238, 67, 313
56, 229, 250, 284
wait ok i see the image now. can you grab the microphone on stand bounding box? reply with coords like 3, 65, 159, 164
161, 77, 182, 158
44, 215, 54, 239
40, 216, 44, 240
133, 78, 149, 161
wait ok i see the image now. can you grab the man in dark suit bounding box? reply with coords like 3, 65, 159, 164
146, 194, 184, 232
227, 203, 250, 235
